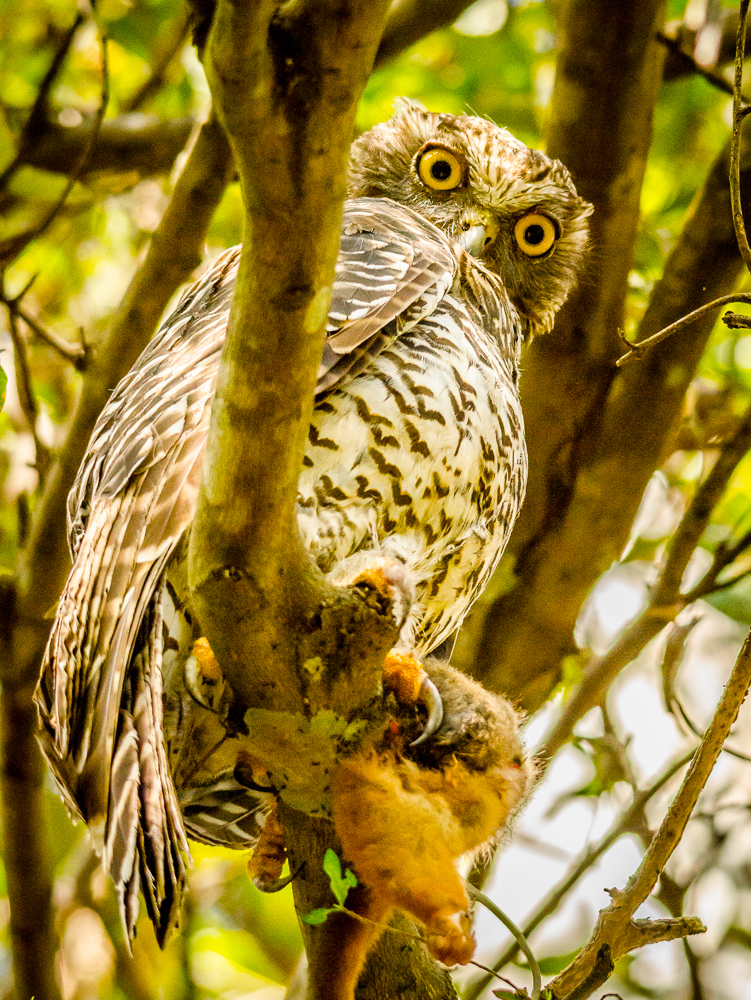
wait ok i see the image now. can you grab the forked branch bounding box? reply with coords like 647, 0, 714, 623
547, 629, 751, 998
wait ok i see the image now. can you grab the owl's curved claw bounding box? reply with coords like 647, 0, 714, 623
411, 677, 443, 746
253, 862, 305, 894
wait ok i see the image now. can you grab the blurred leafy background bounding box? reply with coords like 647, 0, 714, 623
4, 0, 751, 997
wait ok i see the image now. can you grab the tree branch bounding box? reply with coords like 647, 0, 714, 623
538, 395, 751, 762
616, 293, 751, 366
18, 115, 198, 180
0, 12, 84, 193
189, 0, 393, 707
547, 628, 751, 998
731, 0, 751, 275
374, 0, 476, 68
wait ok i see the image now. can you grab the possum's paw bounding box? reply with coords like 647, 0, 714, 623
425, 910, 475, 967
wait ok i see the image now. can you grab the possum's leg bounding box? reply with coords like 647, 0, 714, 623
247, 801, 291, 892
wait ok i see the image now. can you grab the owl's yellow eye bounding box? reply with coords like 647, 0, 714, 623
417, 147, 464, 191
513, 213, 558, 257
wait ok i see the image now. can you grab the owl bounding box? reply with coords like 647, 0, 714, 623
35, 99, 591, 958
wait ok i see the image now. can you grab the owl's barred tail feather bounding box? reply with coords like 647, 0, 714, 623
107, 596, 189, 944
35, 491, 192, 944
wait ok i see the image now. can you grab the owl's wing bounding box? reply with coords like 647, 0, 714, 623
35, 199, 461, 944
36, 247, 241, 944
318, 198, 459, 392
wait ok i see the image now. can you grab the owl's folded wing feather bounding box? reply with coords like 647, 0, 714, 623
35, 198, 462, 944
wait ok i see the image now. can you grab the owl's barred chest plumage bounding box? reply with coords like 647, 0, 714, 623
301, 288, 526, 655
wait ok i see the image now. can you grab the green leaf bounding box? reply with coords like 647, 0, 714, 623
0, 359, 5, 414
300, 908, 334, 926
323, 848, 357, 906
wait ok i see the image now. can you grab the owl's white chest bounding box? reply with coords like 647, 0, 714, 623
296, 295, 527, 655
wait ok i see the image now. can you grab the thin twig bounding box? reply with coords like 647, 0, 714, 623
683, 523, 751, 602
656, 30, 744, 101
0, 13, 84, 194
0, 276, 87, 368
673, 696, 751, 761
0, 14, 109, 267
15, 304, 87, 367
5, 307, 50, 484
467, 886, 542, 1000
723, 309, 751, 327
616, 293, 751, 366
547, 629, 751, 998
731, 0, 751, 276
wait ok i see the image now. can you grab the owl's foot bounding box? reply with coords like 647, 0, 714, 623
247, 804, 291, 892
349, 557, 414, 631
383, 650, 443, 746
185, 637, 226, 712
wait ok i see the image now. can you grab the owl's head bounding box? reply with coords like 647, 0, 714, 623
348, 98, 592, 336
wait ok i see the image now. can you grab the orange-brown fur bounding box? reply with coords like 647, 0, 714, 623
317, 660, 533, 999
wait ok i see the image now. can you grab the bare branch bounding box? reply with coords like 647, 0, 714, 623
657, 29, 742, 100
0, 12, 84, 193
0, 15, 109, 267
4, 305, 50, 483
374, 0, 476, 68
538, 396, 751, 762
18, 115, 197, 179
120, 9, 190, 114
722, 309, 751, 327
547, 629, 751, 998
616, 293, 751, 366
12, 303, 87, 368
731, 0, 751, 276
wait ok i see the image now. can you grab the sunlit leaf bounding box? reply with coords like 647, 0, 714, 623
322, 847, 357, 906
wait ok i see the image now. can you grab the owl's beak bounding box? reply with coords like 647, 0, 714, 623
457, 214, 498, 257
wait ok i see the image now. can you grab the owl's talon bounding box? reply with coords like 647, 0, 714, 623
411, 676, 444, 746
253, 862, 304, 894
383, 650, 444, 744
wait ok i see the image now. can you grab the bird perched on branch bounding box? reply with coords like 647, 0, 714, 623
35, 99, 591, 953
